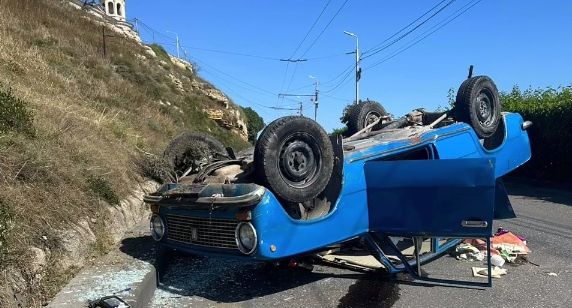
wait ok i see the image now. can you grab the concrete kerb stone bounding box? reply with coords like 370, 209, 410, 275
48, 217, 167, 308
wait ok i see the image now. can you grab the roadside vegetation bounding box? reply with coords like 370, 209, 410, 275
501, 85, 572, 182
241, 106, 265, 144
0, 0, 251, 305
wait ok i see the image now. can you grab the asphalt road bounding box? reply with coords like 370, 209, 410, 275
149, 182, 572, 308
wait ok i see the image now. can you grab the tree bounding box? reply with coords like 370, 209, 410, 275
240, 106, 265, 145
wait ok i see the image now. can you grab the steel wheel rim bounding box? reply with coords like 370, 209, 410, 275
476, 90, 494, 127
278, 134, 320, 188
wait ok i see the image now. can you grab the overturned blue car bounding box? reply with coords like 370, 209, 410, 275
144, 75, 532, 286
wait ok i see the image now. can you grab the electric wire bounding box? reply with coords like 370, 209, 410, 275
362, 0, 448, 55
189, 56, 277, 97
364, 0, 483, 71
322, 66, 354, 94
200, 70, 282, 115
299, 0, 350, 58
321, 63, 354, 87
361, 0, 457, 60
322, 93, 353, 102
283, 0, 334, 93
288, 0, 334, 60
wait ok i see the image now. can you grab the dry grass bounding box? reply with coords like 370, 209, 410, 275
0, 0, 250, 305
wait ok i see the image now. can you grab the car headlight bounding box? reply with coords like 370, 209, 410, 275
150, 215, 165, 241
235, 222, 257, 254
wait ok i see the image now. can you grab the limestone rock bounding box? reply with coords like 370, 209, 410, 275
167, 74, 185, 92
28, 247, 47, 274
169, 55, 193, 73
143, 46, 157, 58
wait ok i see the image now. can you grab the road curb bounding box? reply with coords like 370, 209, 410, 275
48, 218, 165, 308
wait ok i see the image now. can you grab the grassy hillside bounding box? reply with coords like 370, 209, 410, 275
0, 0, 249, 305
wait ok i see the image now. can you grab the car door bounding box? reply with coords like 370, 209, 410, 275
364, 158, 495, 238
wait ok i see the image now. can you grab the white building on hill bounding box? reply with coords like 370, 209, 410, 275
100, 0, 126, 21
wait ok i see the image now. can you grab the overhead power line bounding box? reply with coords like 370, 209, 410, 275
200, 70, 282, 115
288, 0, 334, 60
322, 93, 353, 102
361, 0, 457, 60
283, 0, 334, 93
362, 0, 448, 55
282, 0, 350, 94
364, 0, 484, 71
322, 66, 355, 94
299, 0, 350, 58
189, 56, 277, 97
321, 63, 355, 86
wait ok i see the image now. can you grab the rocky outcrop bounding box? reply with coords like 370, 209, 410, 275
169, 55, 193, 73
190, 79, 248, 140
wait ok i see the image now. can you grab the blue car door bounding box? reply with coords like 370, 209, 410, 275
364, 158, 496, 238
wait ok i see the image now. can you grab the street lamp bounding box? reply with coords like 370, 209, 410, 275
166, 30, 180, 59
309, 75, 318, 121
344, 31, 359, 104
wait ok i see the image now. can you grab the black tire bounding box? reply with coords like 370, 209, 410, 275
254, 116, 334, 203
163, 132, 226, 176
347, 101, 389, 135
454, 76, 501, 139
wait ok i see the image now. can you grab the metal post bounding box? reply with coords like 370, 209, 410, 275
167, 31, 180, 59
344, 31, 360, 104
314, 79, 319, 121
102, 26, 106, 58
299, 101, 303, 116
134, 18, 139, 35
356, 36, 360, 104
176, 35, 180, 58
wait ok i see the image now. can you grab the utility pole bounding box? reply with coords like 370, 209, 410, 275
166, 30, 180, 58
134, 18, 139, 35
309, 76, 318, 121
276, 93, 315, 118
314, 80, 319, 121
344, 31, 360, 104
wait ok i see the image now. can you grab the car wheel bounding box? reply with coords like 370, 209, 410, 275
163, 132, 226, 177
454, 76, 501, 139
347, 101, 390, 135
254, 116, 334, 203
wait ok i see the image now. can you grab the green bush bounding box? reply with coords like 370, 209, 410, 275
331, 126, 349, 136
148, 43, 171, 63
87, 176, 120, 205
240, 106, 264, 145
0, 86, 35, 136
501, 85, 572, 182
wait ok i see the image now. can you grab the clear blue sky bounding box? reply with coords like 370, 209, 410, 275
128, 0, 572, 132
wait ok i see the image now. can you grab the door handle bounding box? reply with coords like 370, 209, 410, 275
461, 220, 488, 228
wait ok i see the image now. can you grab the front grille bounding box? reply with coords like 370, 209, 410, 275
165, 215, 239, 249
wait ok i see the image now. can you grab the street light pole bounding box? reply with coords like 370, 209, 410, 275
166, 30, 180, 58
309, 76, 319, 121
344, 31, 359, 104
